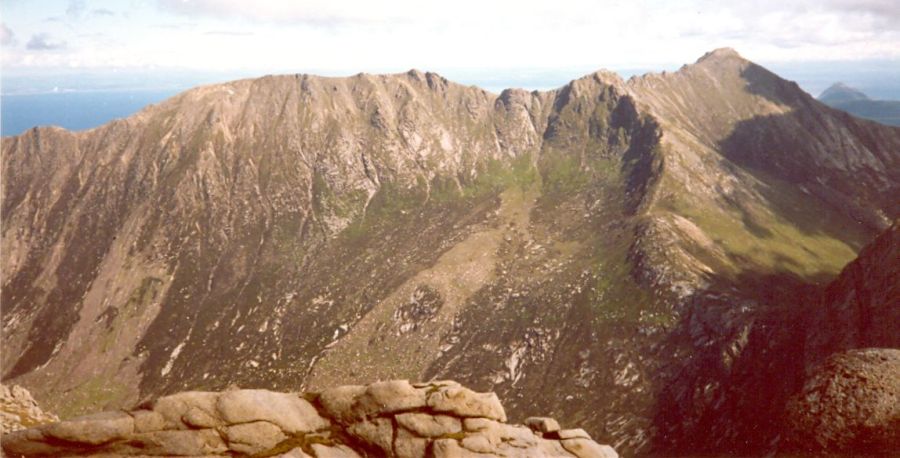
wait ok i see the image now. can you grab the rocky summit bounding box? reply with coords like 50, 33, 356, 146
1, 379, 618, 458
2, 48, 899, 456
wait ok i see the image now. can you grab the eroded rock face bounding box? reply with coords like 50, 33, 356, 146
0, 380, 618, 458
804, 223, 900, 368
786, 349, 900, 454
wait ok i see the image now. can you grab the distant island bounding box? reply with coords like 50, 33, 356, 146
819, 82, 900, 126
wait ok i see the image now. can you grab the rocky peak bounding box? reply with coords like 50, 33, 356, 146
694, 47, 744, 64
561, 70, 627, 99
497, 88, 532, 106
405, 68, 427, 82
588, 70, 627, 90
818, 82, 870, 104
1, 379, 618, 458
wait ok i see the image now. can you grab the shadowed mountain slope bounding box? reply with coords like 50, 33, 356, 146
2, 49, 899, 456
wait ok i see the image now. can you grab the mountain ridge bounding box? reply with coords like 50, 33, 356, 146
819, 82, 869, 104
2, 48, 899, 456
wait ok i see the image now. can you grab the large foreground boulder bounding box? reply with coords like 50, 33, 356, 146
786, 349, 900, 454
1, 380, 617, 457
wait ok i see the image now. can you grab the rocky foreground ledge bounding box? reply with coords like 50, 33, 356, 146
1, 380, 617, 457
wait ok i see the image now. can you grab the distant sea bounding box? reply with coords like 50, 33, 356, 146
1, 90, 180, 137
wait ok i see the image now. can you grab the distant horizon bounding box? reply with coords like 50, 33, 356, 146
4, 50, 900, 137
4, 1, 900, 104
4, 55, 900, 97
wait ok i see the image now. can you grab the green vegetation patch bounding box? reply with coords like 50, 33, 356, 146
55, 375, 131, 419
588, 231, 667, 326
656, 170, 865, 283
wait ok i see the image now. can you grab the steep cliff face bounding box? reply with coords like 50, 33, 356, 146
804, 222, 900, 363
2, 49, 899, 456
779, 223, 899, 455
619, 51, 900, 454
650, 221, 900, 455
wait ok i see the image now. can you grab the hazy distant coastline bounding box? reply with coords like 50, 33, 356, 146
2, 60, 899, 136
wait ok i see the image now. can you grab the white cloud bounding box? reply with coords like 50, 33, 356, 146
66, 0, 86, 20
1, 23, 15, 46
148, 0, 900, 63
2, 0, 898, 72
26, 33, 67, 51
156, 0, 489, 25
823, 0, 900, 22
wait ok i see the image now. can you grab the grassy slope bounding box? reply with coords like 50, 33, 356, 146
630, 51, 881, 290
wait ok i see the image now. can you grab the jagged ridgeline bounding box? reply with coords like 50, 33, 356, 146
2, 48, 899, 455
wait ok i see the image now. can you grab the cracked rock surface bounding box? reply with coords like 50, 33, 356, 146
1, 380, 617, 458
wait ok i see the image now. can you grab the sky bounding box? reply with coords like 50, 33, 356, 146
1, 0, 900, 94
